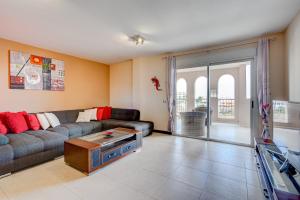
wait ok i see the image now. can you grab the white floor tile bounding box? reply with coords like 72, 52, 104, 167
171, 166, 208, 189
153, 178, 202, 200
0, 133, 262, 200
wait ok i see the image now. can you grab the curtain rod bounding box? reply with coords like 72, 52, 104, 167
162, 36, 277, 59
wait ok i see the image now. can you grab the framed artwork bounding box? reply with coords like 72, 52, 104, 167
9, 50, 65, 91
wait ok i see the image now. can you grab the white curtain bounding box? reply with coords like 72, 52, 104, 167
257, 38, 270, 115
166, 56, 176, 133
256, 38, 271, 138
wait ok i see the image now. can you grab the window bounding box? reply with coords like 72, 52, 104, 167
246, 64, 251, 99
194, 76, 207, 107
218, 74, 235, 119
176, 78, 187, 113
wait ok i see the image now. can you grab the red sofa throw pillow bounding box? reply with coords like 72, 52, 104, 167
0, 112, 7, 123
5, 112, 29, 134
97, 106, 112, 120
105, 106, 112, 119
24, 114, 41, 131
97, 107, 105, 120
0, 120, 8, 135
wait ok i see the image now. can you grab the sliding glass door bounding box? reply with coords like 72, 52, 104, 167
175, 66, 208, 139
175, 60, 254, 146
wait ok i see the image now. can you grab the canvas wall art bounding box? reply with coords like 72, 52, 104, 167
9, 51, 65, 91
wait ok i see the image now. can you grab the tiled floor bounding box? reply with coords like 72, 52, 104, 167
0, 133, 263, 200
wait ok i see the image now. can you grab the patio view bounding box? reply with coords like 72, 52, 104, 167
175, 61, 252, 145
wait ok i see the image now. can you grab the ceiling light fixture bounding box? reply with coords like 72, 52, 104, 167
129, 35, 145, 45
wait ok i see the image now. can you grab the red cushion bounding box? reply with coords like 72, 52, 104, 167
0, 120, 8, 135
0, 112, 8, 123
97, 107, 105, 120
5, 112, 29, 134
100, 106, 112, 120
24, 114, 41, 131
105, 106, 112, 119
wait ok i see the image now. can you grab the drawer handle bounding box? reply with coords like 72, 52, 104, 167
108, 152, 117, 159
263, 189, 269, 198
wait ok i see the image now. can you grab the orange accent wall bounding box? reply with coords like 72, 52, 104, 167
0, 38, 109, 112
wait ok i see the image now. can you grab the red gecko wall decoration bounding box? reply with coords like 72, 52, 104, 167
151, 76, 162, 91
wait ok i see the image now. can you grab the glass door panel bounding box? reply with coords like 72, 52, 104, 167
208, 61, 252, 145
175, 66, 208, 139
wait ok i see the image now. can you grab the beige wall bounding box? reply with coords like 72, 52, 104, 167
269, 33, 288, 101
109, 33, 287, 131
132, 56, 169, 131
0, 38, 109, 112
109, 60, 133, 108
286, 11, 300, 102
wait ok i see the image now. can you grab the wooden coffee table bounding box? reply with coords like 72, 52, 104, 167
64, 128, 142, 175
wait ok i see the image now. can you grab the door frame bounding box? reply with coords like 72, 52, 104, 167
174, 58, 258, 147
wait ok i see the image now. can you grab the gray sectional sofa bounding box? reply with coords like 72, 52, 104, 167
0, 108, 153, 177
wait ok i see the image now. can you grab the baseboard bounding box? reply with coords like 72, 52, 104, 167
153, 130, 172, 135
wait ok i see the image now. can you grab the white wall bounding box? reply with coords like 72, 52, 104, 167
286, 11, 300, 102
110, 60, 133, 108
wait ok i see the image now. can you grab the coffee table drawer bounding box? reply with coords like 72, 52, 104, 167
122, 141, 137, 154
102, 148, 122, 163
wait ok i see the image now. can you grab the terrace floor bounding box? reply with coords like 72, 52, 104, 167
176, 122, 251, 145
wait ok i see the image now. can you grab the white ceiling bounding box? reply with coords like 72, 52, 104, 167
0, 0, 300, 64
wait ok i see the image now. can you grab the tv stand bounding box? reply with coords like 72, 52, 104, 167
255, 137, 300, 200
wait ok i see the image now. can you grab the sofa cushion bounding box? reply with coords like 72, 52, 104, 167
26, 130, 68, 151
51, 111, 68, 124
102, 119, 153, 137
6, 133, 44, 159
126, 121, 153, 136
0, 135, 9, 145
61, 123, 83, 138
97, 107, 105, 120
85, 108, 98, 120
44, 113, 61, 128
47, 126, 70, 138
66, 110, 83, 123
0, 119, 8, 135
76, 111, 92, 123
101, 119, 126, 130
101, 106, 112, 120
76, 122, 94, 135
111, 108, 140, 121
0, 145, 14, 166
51, 110, 83, 124
5, 112, 29, 134
37, 114, 50, 130
89, 121, 103, 133
24, 114, 41, 131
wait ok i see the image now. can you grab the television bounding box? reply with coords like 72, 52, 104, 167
273, 100, 300, 171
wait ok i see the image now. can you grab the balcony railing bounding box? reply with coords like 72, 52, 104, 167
218, 99, 235, 119
176, 93, 187, 114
